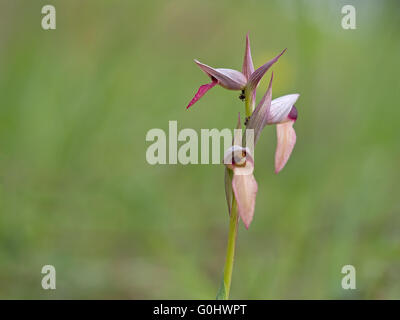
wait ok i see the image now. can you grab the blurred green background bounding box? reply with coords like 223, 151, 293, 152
0, 0, 399, 299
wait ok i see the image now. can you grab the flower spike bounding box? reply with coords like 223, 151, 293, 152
185, 34, 301, 300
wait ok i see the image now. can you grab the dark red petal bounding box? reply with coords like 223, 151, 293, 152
186, 79, 218, 109
288, 105, 298, 121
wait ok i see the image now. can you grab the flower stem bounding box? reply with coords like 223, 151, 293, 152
216, 196, 238, 300
244, 89, 253, 118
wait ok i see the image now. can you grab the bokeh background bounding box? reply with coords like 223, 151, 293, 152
0, 0, 399, 299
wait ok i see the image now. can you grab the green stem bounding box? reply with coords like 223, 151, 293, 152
244, 89, 253, 118
221, 197, 238, 299
216, 91, 253, 300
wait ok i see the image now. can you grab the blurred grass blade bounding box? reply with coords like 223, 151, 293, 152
216, 279, 227, 300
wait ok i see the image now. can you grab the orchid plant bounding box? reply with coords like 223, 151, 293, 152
186, 34, 300, 299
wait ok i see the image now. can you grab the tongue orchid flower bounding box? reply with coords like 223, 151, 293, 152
224, 75, 300, 229
186, 34, 286, 110
246, 74, 299, 174
223, 145, 258, 229
186, 33, 301, 300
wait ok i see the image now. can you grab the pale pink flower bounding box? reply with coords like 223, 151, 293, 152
188, 34, 300, 229
247, 74, 299, 173
224, 145, 258, 229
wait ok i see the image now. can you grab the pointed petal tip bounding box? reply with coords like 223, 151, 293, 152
242, 33, 255, 80
275, 48, 287, 61
275, 164, 285, 174
241, 212, 253, 230
247, 49, 285, 94
186, 80, 218, 109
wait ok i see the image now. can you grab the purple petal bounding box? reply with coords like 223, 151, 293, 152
186, 79, 217, 109
275, 120, 296, 173
232, 160, 258, 229
194, 60, 247, 90
267, 94, 299, 124
288, 105, 298, 121
245, 49, 286, 107
246, 73, 273, 146
242, 33, 254, 80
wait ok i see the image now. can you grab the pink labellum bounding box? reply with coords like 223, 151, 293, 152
242, 33, 254, 80
275, 120, 296, 174
186, 79, 217, 109
232, 161, 258, 229
194, 60, 247, 90
224, 146, 257, 229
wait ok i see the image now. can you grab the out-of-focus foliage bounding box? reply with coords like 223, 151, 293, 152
0, 0, 399, 299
